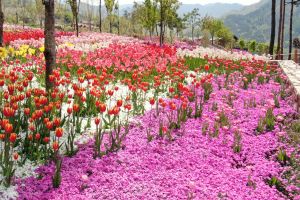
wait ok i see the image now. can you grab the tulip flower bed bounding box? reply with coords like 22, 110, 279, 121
0, 29, 299, 199
3, 29, 73, 46
15, 72, 300, 200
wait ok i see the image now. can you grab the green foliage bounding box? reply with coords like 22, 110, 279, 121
233, 130, 242, 153
248, 40, 256, 53
265, 108, 275, 131
140, 0, 158, 35
202, 82, 213, 102
217, 26, 233, 48
104, 0, 116, 14
183, 8, 200, 40
239, 39, 245, 49
201, 16, 223, 44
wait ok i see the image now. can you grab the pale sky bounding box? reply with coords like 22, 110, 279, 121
83, 0, 261, 6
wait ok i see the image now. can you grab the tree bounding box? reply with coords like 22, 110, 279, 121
99, 0, 102, 32
269, 0, 276, 56
35, 0, 44, 28
166, 11, 181, 43
141, 0, 158, 37
104, 0, 116, 33
156, 0, 180, 46
130, 2, 144, 36
239, 39, 245, 50
288, 0, 294, 60
280, 0, 286, 59
201, 16, 223, 45
67, 0, 80, 37
85, 0, 94, 31
288, 0, 300, 59
115, 0, 120, 35
276, 0, 284, 59
216, 26, 233, 48
183, 8, 200, 41
43, 0, 56, 92
0, 0, 3, 47
248, 40, 257, 53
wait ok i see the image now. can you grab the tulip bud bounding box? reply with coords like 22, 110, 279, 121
55, 127, 63, 138
9, 133, 17, 143
53, 141, 59, 151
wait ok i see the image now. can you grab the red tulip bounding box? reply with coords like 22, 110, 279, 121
46, 121, 53, 130
67, 107, 72, 115
9, 133, 17, 143
52, 141, 59, 151
117, 99, 123, 107
55, 127, 63, 138
99, 103, 106, 113
53, 118, 61, 127
43, 137, 50, 143
149, 98, 155, 105
35, 133, 41, 140
5, 123, 13, 133
94, 118, 100, 125
169, 87, 175, 93
3, 107, 15, 117
13, 152, 19, 160
204, 65, 210, 71
73, 103, 80, 112
107, 90, 114, 96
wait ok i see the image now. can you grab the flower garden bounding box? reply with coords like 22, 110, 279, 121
0, 26, 299, 200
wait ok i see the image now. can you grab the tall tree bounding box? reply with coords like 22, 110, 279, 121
276, 0, 284, 59
35, 0, 45, 28
99, 0, 102, 32
104, 0, 116, 33
201, 16, 223, 45
288, 0, 294, 60
115, 0, 120, 35
0, 0, 4, 47
43, 0, 56, 92
156, 0, 180, 46
280, 0, 286, 59
141, 0, 158, 37
68, 0, 79, 37
86, 0, 93, 31
269, 0, 276, 56
183, 8, 200, 41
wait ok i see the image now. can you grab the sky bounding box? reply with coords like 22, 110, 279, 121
83, 0, 261, 6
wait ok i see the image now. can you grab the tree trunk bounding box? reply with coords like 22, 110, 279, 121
211, 35, 214, 45
159, 0, 163, 47
109, 16, 112, 33
43, 0, 56, 92
16, 12, 19, 24
99, 0, 102, 32
192, 26, 194, 41
75, 13, 79, 36
76, 0, 80, 37
75, 0, 79, 37
288, 0, 294, 60
40, 17, 43, 29
117, 9, 120, 35
280, 0, 286, 59
269, 0, 276, 56
0, 0, 4, 47
276, 0, 283, 59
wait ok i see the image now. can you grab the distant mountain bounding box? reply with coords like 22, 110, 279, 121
79, 2, 244, 18
177, 3, 244, 18
223, 0, 300, 43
